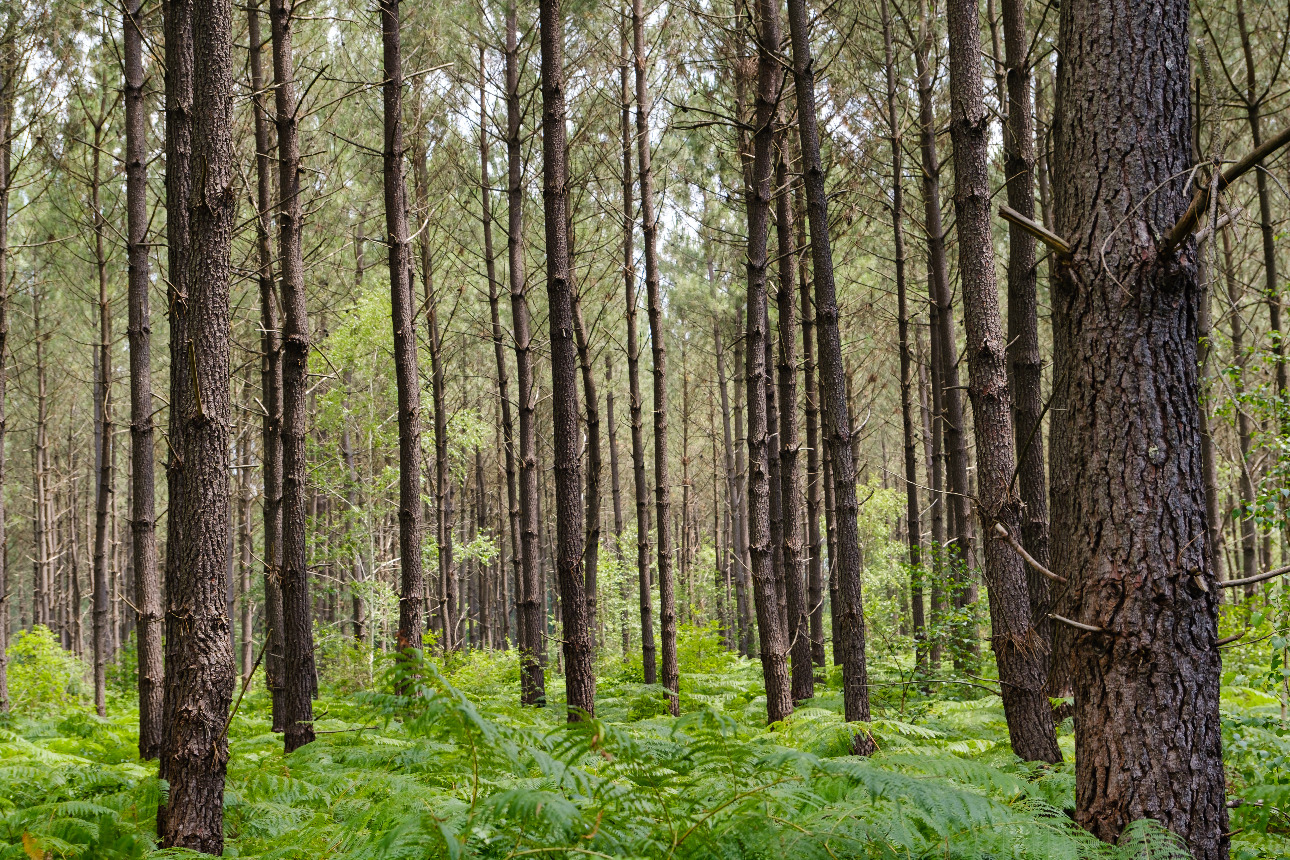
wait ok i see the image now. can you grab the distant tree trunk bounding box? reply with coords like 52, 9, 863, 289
606, 355, 629, 655
237, 429, 254, 685
571, 291, 602, 637
539, 0, 595, 720
1052, 0, 1228, 853
620, 15, 656, 685
944, 0, 1059, 764
125, 0, 162, 753
269, 0, 315, 754
158, 0, 237, 846
507, 0, 545, 705
881, 0, 923, 671
88, 94, 113, 721
1001, 0, 1052, 676
479, 43, 522, 660
746, 0, 793, 726
1222, 232, 1257, 587
795, 181, 825, 669
33, 285, 50, 631
917, 322, 944, 669
785, 0, 872, 746
631, 0, 677, 710
913, 0, 974, 625
774, 147, 812, 702
714, 315, 748, 654
247, 0, 285, 731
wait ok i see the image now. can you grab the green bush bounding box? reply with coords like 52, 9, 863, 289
6, 626, 86, 713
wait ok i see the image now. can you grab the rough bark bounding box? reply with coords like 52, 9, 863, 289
506, 0, 545, 705
125, 0, 163, 752
158, 0, 237, 846
0, 29, 11, 711
1052, 0, 1229, 854
539, 0, 596, 719
944, 0, 1060, 764
785, 0, 871, 744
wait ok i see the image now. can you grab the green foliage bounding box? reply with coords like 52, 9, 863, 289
6, 626, 87, 714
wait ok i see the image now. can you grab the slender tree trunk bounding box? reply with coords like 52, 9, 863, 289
0, 33, 11, 710
571, 291, 602, 637
917, 322, 944, 669
881, 0, 924, 671
89, 105, 113, 720
794, 180, 825, 669
508, 1, 544, 704
539, 0, 595, 719
631, 0, 677, 710
606, 355, 629, 655
1223, 232, 1258, 586
237, 429, 254, 685
774, 146, 811, 702
158, 0, 237, 845
944, 0, 1059, 764
1052, 0, 1228, 853
269, 0, 315, 753
714, 315, 748, 655
1001, 0, 1053, 676
125, 0, 162, 748
379, 0, 426, 670
732, 320, 752, 656
785, 0, 872, 745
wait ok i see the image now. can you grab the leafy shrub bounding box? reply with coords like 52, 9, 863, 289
6, 626, 86, 713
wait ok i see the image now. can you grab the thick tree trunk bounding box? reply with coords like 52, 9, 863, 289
785, 0, 871, 746
269, 0, 315, 753
774, 150, 812, 702
1001, 0, 1053, 676
944, 0, 1060, 765
158, 0, 236, 847
631, 0, 678, 711
247, 0, 285, 731
538, 0, 595, 720
1052, 0, 1228, 854
746, 0, 793, 726
881, 0, 924, 671
124, 0, 163, 751
506, 0, 545, 705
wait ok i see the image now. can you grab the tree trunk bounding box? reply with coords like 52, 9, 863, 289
158, 0, 237, 846
881, 0, 923, 672
732, 317, 753, 657
571, 291, 602, 638
1222, 232, 1258, 587
1001, 0, 1053, 677
944, 0, 1059, 764
247, 0, 285, 731
1052, 0, 1228, 853
90, 104, 113, 720
774, 147, 812, 702
538, 0, 595, 720
125, 0, 163, 748
0, 33, 11, 711
631, 0, 677, 711
237, 428, 254, 685
714, 313, 749, 656
784, 0, 871, 747
794, 180, 825, 669
917, 322, 944, 670
606, 355, 629, 656
269, 0, 316, 753
506, 0, 545, 705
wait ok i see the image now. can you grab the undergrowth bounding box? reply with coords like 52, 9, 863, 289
1, 624, 1285, 859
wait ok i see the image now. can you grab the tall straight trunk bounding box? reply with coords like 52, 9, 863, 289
631, 0, 677, 710
774, 148, 811, 702
125, 0, 163, 749
881, 0, 923, 669
620, 17, 656, 684
158, 0, 236, 846
785, 0, 871, 744
571, 291, 602, 636
0, 33, 11, 710
90, 106, 113, 720
746, 0, 793, 725
237, 430, 254, 685
507, 1, 544, 704
1235, 0, 1288, 437
538, 0, 595, 720
269, 0, 315, 753
714, 315, 749, 654
795, 180, 825, 668
413, 144, 456, 653
479, 43, 522, 658
379, 0, 426, 668
247, 0, 285, 730
765, 324, 786, 636
732, 319, 753, 656
917, 322, 944, 669
1223, 232, 1258, 585
1001, 0, 1052, 667
33, 286, 49, 630
1052, 0, 1228, 854
944, 0, 1059, 764
606, 355, 629, 655
912, 0, 973, 609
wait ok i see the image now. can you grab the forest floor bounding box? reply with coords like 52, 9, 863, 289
2, 623, 1289, 859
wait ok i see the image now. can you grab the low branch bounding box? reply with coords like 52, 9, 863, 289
1049, 613, 1103, 633
1194, 206, 1243, 244
1162, 125, 1290, 252
1219, 563, 1290, 589
994, 523, 1068, 583
1216, 630, 1247, 647
999, 205, 1071, 256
